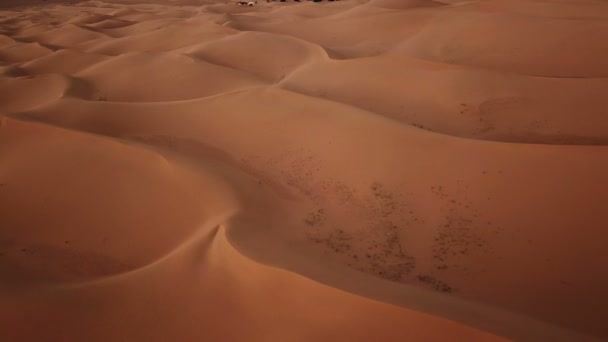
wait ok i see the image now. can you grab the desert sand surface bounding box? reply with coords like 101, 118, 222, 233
1, 0, 608, 341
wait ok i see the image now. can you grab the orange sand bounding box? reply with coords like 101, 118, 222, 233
1, 0, 608, 341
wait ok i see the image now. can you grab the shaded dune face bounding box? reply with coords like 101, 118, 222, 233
1, 0, 607, 341
0, 119, 235, 285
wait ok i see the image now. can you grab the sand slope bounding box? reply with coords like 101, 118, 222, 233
2, 0, 608, 341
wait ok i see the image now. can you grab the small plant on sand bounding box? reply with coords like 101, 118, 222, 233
417, 274, 453, 293
304, 209, 324, 226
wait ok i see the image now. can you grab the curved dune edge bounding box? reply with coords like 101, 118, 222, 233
0, 117, 240, 284
0, 118, 503, 341
0, 224, 505, 342
223, 214, 601, 342
7, 81, 608, 337
3, 111, 603, 341
2, 0, 608, 341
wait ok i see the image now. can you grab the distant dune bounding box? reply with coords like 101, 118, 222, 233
1, 0, 608, 341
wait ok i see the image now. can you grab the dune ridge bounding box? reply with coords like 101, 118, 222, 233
2, 0, 608, 341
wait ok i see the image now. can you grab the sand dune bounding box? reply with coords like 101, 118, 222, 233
183, 31, 329, 81
1, 0, 608, 341
368, 0, 445, 9
280, 56, 608, 144
0, 74, 74, 112
0, 40, 53, 63
75, 51, 265, 101
388, 6, 608, 77
21, 48, 110, 74
21, 23, 107, 47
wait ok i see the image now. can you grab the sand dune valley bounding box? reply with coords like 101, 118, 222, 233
1, 0, 608, 340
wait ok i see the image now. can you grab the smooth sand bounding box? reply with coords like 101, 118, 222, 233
1, 0, 608, 341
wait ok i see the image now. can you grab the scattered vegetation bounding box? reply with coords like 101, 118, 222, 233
417, 274, 453, 293
304, 209, 325, 226
411, 122, 434, 131
429, 183, 501, 281
370, 182, 397, 218
276, 152, 497, 292
459, 103, 472, 115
